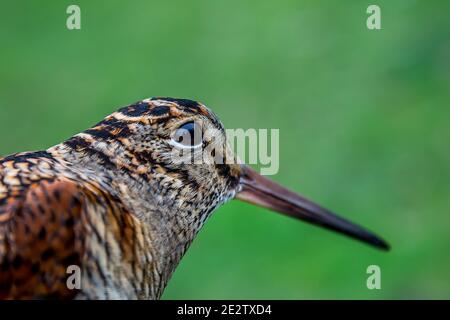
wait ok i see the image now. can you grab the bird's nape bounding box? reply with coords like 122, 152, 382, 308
235, 165, 390, 251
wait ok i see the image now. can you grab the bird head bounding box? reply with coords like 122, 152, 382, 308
60, 97, 389, 253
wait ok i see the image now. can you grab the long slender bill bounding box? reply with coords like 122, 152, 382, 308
236, 165, 389, 250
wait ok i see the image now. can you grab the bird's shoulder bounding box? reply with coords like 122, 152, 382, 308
0, 151, 132, 299
0, 175, 88, 299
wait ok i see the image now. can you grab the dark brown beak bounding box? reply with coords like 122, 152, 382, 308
236, 165, 389, 250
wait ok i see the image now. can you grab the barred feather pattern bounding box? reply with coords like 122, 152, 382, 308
0, 98, 241, 299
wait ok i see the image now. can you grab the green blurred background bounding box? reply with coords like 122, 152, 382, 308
0, 0, 449, 299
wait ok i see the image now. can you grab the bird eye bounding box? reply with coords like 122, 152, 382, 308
172, 121, 203, 148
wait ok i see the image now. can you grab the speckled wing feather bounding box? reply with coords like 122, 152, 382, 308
0, 172, 157, 299
0, 178, 87, 299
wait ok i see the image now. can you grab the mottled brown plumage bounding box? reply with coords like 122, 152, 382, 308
0, 97, 389, 300
0, 97, 241, 299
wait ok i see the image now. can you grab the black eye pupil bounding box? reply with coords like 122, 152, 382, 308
173, 121, 201, 147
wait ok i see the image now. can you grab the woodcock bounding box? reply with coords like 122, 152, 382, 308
0, 97, 389, 299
